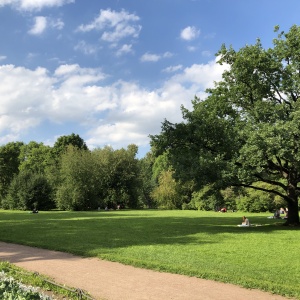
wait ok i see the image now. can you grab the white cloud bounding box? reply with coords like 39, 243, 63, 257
74, 41, 98, 55
140, 52, 173, 62
50, 18, 64, 30
0, 0, 74, 11
116, 44, 133, 56
0, 55, 7, 61
140, 52, 160, 62
28, 16, 64, 35
180, 26, 200, 41
77, 9, 141, 44
162, 65, 183, 73
28, 16, 47, 35
167, 57, 228, 91
187, 46, 197, 52
0, 58, 228, 149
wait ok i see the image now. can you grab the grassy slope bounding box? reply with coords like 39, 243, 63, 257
0, 210, 299, 299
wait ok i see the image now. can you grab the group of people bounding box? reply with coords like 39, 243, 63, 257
238, 208, 289, 227
268, 208, 288, 219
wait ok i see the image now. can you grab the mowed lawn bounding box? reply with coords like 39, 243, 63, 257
0, 210, 299, 299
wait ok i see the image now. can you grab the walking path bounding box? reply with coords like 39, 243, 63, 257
0, 242, 293, 300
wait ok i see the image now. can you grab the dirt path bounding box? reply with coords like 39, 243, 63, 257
0, 242, 293, 300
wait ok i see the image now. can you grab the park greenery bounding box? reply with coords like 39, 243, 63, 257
151, 25, 300, 225
0, 210, 299, 299
1, 25, 300, 299
1, 25, 300, 225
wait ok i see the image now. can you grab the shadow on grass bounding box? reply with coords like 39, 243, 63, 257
0, 210, 296, 259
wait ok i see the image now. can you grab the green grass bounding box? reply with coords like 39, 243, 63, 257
0, 209, 299, 299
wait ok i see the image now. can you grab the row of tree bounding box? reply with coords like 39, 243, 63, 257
0, 132, 290, 215
1, 25, 300, 225
0, 134, 143, 211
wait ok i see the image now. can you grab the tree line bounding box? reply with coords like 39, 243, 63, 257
0, 132, 289, 215
2, 25, 300, 225
0, 134, 144, 211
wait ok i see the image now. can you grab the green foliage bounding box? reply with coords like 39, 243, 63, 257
56, 146, 99, 210
53, 133, 88, 156
237, 192, 274, 213
138, 152, 157, 208
3, 171, 54, 210
0, 142, 23, 200
151, 25, 300, 224
93, 145, 140, 208
236, 182, 287, 213
186, 184, 224, 211
19, 142, 53, 174
220, 187, 241, 211
55, 144, 140, 210
151, 170, 182, 209
152, 152, 172, 182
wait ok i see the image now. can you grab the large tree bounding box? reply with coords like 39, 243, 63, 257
55, 146, 99, 210
93, 144, 140, 208
151, 25, 300, 225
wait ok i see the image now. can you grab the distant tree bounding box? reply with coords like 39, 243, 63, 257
236, 182, 287, 213
55, 146, 98, 210
151, 152, 196, 209
3, 171, 54, 210
0, 142, 23, 202
187, 184, 224, 211
53, 133, 88, 156
151, 170, 183, 209
138, 152, 157, 208
151, 25, 300, 225
93, 145, 140, 208
19, 141, 53, 174
220, 187, 243, 211
151, 152, 172, 183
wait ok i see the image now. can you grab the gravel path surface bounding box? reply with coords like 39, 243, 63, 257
0, 242, 294, 300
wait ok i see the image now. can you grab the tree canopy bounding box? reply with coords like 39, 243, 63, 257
151, 25, 300, 225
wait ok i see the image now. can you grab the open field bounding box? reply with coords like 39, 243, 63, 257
0, 209, 299, 299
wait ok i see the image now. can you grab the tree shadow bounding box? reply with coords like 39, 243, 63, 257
0, 210, 296, 260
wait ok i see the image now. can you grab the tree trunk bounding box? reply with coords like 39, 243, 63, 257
285, 185, 300, 225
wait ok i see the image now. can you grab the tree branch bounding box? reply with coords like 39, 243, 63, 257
234, 183, 290, 202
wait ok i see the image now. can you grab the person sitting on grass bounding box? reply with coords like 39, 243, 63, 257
273, 209, 281, 219
242, 216, 250, 226
237, 216, 250, 227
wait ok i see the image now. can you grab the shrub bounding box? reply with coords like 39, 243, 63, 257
3, 171, 54, 210
0, 271, 52, 300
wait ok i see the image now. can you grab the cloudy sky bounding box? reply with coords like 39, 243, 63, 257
1, 0, 300, 157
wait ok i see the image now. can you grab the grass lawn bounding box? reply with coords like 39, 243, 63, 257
0, 209, 299, 299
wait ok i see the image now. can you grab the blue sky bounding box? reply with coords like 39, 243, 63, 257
1, 0, 300, 157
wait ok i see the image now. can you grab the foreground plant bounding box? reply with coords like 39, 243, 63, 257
0, 271, 53, 300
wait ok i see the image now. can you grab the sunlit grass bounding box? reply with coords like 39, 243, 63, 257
0, 209, 299, 299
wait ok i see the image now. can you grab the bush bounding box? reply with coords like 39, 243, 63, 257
236, 188, 275, 212
3, 171, 54, 210
187, 185, 224, 211
0, 271, 52, 300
